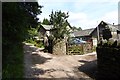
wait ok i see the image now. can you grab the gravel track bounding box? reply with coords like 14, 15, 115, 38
24, 43, 97, 79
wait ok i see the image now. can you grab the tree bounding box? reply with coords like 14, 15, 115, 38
48, 10, 70, 54
28, 27, 38, 39
49, 10, 70, 40
78, 27, 82, 31
3, 2, 42, 45
2, 2, 42, 78
42, 18, 50, 25
72, 26, 82, 31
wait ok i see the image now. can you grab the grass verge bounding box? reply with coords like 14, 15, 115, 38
2, 43, 24, 79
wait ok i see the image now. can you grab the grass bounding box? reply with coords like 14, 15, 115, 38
2, 43, 24, 79
92, 46, 96, 52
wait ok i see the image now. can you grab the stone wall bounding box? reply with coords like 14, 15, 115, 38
52, 39, 66, 55
96, 41, 120, 80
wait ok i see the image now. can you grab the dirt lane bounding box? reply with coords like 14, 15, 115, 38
24, 43, 97, 79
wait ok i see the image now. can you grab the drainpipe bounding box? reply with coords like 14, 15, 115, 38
97, 26, 100, 42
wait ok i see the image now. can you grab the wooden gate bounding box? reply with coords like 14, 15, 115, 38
66, 42, 93, 55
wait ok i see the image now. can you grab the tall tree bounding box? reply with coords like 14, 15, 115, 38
42, 18, 50, 25
2, 2, 42, 78
72, 26, 82, 31
48, 10, 70, 54
3, 2, 42, 45
49, 10, 70, 40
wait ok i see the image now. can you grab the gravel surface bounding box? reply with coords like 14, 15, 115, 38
24, 43, 97, 79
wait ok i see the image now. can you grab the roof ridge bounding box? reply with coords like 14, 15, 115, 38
82, 28, 95, 31
41, 24, 53, 26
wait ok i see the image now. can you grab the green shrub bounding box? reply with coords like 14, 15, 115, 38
92, 46, 96, 51
25, 39, 44, 48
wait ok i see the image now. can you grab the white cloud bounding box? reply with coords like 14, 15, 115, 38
67, 10, 118, 30
37, 0, 119, 29
38, 0, 119, 3
68, 12, 87, 22
38, 10, 118, 30
68, 12, 97, 29
99, 11, 118, 24
37, 13, 50, 22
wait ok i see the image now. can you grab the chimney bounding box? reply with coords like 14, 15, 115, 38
118, 24, 120, 30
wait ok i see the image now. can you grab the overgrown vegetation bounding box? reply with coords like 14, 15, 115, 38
2, 2, 42, 78
26, 39, 44, 48
25, 27, 44, 48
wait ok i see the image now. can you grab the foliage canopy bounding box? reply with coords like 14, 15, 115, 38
49, 10, 70, 40
2, 2, 42, 78
42, 18, 50, 25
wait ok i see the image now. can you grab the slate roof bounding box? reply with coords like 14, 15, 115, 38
99, 21, 120, 31
108, 24, 120, 32
73, 28, 95, 37
40, 24, 72, 31
41, 24, 53, 30
112, 24, 120, 31
73, 21, 120, 37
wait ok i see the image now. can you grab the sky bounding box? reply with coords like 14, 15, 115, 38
37, 0, 119, 30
